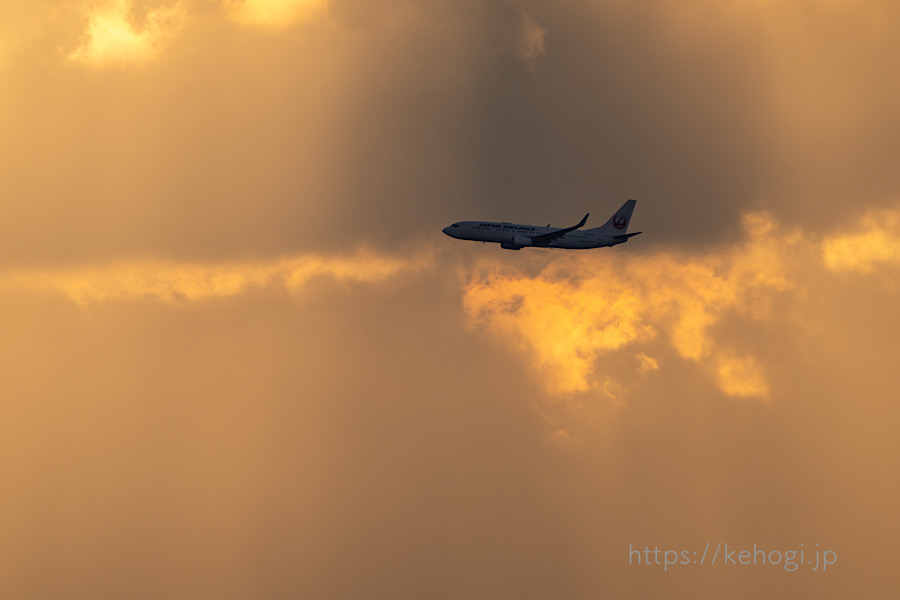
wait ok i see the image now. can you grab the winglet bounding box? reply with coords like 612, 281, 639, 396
529, 213, 591, 246
559, 213, 589, 235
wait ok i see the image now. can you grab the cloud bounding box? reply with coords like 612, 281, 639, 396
822, 205, 900, 272
8, 0, 895, 266
65, 0, 332, 70
67, 0, 186, 68
635, 352, 658, 372
461, 202, 900, 403
3, 3, 900, 598
2, 204, 898, 598
224, 0, 329, 29
714, 352, 769, 399
517, 12, 547, 62
462, 212, 805, 400
0, 250, 429, 307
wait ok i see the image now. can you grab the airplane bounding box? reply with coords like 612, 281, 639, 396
442, 199, 641, 250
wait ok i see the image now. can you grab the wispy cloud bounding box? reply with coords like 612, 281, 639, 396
822, 205, 900, 272
1, 250, 429, 307
517, 12, 547, 63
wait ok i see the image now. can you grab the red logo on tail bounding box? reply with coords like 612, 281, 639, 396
613, 215, 627, 230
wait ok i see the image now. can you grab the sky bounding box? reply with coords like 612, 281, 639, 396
1, 1, 899, 598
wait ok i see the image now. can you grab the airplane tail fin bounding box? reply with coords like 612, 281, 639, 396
588, 199, 637, 234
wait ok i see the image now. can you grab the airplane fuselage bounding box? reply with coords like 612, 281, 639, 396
442, 221, 627, 249
442, 200, 641, 250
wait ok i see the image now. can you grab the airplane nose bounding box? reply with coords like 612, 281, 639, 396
442, 227, 453, 237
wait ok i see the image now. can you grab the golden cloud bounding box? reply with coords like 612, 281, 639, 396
1, 250, 427, 307
463, 212, 803, 400
67, 0, 186, 68
714, 352, 769, 399
822, 206, 900, 272
224, 0, 329, 29
65, 0, 330, 69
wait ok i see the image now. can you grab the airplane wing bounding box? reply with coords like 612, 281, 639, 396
530, 213, 589, 246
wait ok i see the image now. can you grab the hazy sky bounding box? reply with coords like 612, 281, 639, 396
2, 1, 899, 598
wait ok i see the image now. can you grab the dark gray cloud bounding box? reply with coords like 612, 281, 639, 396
3, 1, 898, 265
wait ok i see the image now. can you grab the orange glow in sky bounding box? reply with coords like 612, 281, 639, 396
2, 1, 899, 598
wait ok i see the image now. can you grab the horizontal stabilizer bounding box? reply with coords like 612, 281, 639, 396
611, 231, 641, 242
